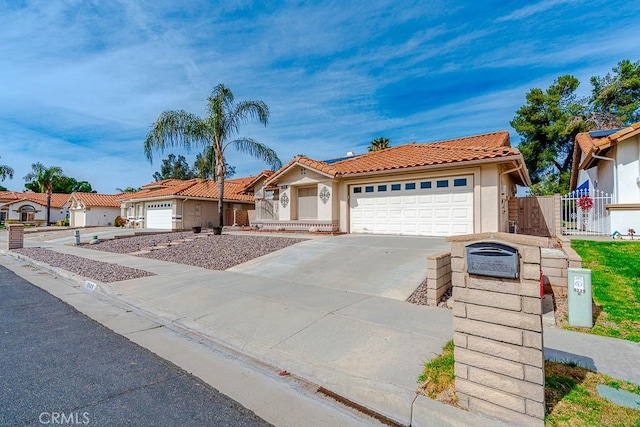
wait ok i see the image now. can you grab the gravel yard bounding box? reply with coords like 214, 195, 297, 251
88, 232, 307, 271
13, 247, 155, 283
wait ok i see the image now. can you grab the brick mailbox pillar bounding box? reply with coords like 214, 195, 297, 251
448, 233, 546, 426
7, 224, 25, 250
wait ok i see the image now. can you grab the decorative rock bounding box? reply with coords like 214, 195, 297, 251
309, 226, 319, 233
89, 239, 100, 245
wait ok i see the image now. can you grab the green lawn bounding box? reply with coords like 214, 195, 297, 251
418, 340, 640, 425
570, 240, 640, 342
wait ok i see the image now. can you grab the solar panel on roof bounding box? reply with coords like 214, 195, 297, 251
589, 128, 624, 138
323, 154, 362, 164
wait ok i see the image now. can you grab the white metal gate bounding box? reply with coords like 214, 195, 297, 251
561, 189, 613, 236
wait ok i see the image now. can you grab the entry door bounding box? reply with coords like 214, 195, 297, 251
297, 187, 318, 219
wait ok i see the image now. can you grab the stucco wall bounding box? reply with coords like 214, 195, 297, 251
616, 135, 640, 204
179, 199, 219, 229
83, 207, 121, 226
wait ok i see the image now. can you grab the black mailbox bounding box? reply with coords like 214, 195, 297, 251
466, 242, 519, 279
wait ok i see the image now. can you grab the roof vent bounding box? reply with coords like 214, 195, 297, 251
346, 151, 355, 156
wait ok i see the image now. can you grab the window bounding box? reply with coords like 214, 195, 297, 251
353, 187, 362, 193
377, 185, 387, 192
454, 178, 467, 187
437, 180, 449, 188
420, 181, 432, 189
365, 186, 374, 193
391, 184, 401, 191
405, 183, 416, 190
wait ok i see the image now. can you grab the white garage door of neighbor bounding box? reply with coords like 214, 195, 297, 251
72, 210, 85, 227
146, 203, 173, 229
350, 175, 474, 236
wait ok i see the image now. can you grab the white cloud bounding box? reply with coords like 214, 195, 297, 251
495, 0, 575, 22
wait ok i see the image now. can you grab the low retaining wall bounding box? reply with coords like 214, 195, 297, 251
541, 237, 582, 297
425, 251, 451, 306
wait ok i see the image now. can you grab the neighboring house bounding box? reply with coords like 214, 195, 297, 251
0, 193, 70, 225
241, 170, 278, 224
66, 192, 123, 227
0, 191, 22, 224
119, 177, 255, 230
570, 122, 640, 234
257, 131, 531, 236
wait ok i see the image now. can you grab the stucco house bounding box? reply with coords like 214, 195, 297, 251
570, 122, 640, 234
119, 177, 255, 230
0, 193, 69, 225
249, 131, 531, 236
66, 192, 123, 227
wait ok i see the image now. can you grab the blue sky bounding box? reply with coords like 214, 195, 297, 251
1, 0, 639, 193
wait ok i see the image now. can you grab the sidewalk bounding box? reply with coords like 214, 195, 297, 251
2, 231, 639, 426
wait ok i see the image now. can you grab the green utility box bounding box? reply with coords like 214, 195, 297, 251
567, 268, 593, 328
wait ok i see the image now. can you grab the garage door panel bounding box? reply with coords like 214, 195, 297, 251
350, 175, 473, 236
146, 206, 172, 229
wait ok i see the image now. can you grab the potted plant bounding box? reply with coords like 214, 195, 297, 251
629, 228, 636, 240
212, 226, 223, 235
192, 226, 202, 234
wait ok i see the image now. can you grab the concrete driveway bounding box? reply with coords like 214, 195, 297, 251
227, 234, 450, 300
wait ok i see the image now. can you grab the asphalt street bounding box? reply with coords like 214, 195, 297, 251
0, 265, 271, 427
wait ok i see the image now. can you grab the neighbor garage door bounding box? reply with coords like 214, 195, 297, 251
350, 175, 474, 236
146, 202, 173, 229
72, 210, 85, 227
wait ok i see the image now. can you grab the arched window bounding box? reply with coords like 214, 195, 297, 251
20, 205, 36, 222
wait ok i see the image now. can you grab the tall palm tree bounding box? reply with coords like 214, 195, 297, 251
368, 137, 390, 152
0, 156, 14, 181
23, 162, 64, 226
144, 84, 282, 227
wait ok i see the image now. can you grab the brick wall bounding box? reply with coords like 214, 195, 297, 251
449, 233, 546, 426
541, 238, 582, 297
7, 224, 24, 250
425, 251, 451, 306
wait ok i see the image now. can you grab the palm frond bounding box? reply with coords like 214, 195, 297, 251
230, 138, 282, 170
143, 110, 209, 162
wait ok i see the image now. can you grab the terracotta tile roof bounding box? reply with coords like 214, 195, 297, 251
240, 170, 275, 193
266, 131, 519, 184
2, 193, 70, 209
120, 177, 254, 203
70, 192, 122, 208
575, 132, 596, 153
332, 132, 516, 175
141, 179, 187, 189
0, 191, 21, 201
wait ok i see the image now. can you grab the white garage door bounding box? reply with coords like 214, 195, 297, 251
350, 175, 474, 236
146, 203, 173, 229
72, 210, 85, 228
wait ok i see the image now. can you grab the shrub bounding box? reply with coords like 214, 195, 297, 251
114, 215, 126, 227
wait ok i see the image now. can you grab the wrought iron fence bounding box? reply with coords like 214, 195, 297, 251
561, 189, 613, 235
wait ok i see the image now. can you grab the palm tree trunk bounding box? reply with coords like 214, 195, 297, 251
46, 192, 51, 226
217, 176, 224, 227
215, 145, 226, 227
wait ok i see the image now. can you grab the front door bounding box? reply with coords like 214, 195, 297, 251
297, 186, 318, 219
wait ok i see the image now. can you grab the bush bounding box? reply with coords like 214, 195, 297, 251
114, 215, 126, 227
55, 218, 70, 226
